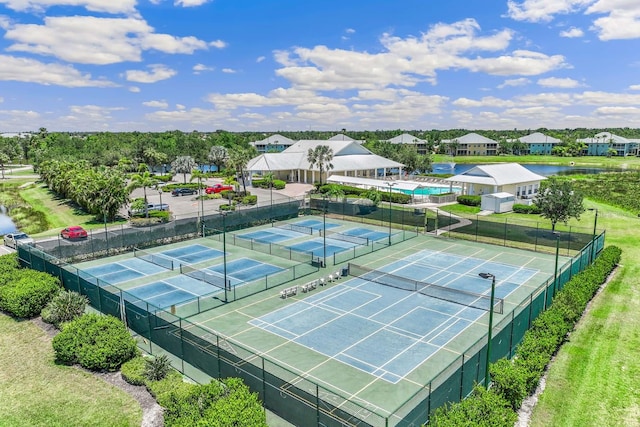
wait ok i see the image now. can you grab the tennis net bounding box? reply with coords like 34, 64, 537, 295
133, 248, 174, 270
347, 263, 503, 313
273, 222, 315, 235
320, 230, 369, 246
180, 264, 229, 290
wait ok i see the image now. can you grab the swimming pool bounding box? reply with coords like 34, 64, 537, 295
397, 186, 461, 196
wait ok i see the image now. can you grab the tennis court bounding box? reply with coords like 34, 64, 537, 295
124, 274, 222, 309
81, 258, 166, 284
249, 248, 535, 383
186, 234, 566, 420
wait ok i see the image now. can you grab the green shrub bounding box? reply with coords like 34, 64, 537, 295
145, 354, 172, 381
121, 356, 147, 386
155, 174, 173, 183
41, 290, 88, 328
0, 269, 60, 318
52, 313, 138, 371
512, 204, 542, 214
457, 195, 481, 206
163, 183, 201, 191
241, 195, 258, 205
163, 377, 267, 427
273, 179, 286, 189
489, 359, 529, 411
147, 370, 195, 407
0, 253, 19, 283
429, 385, 517, 426
219, 203, 236, 211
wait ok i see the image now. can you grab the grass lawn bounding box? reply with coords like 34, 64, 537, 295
0, 313, 142, 427
19, 183, 126, 238
431, 154, 640, 169
530, 201, 640, 426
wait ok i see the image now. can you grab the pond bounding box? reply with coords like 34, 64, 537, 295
432, 163, 615, 176
0, 207, 18, 235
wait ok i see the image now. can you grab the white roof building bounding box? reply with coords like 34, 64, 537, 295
446, 163, 546, 198
249, 134, 296, 153
247, 139, 404, 184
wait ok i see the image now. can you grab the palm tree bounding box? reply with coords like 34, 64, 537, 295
171, 156, 197, 183
127, 171, 158, 218
227, 147, 255, 194
307, 145, 334, 185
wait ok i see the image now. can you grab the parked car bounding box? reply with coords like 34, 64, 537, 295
3, 232, 35, 249
129, 203, 170, 216
60, 226, 88, 240
205, 184, 233, 194
171, 188, 198, 197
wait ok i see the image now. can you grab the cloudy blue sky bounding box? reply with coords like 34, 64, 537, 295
0, 0, 639, 132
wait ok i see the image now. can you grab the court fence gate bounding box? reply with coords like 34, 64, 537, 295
17, 227, 605, 426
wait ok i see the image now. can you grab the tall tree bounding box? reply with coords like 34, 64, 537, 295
208, 145, 228, 172
227, 147, 256, 193
171, 156, 197, 183
307, 145, 334, 185
127, 171, 158, 218
0, 153, 9, 179
534, 178, 585, 231
190, 168, 208, 221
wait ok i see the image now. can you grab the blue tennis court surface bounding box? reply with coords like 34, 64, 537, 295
235, 228, 301, 244
340, 227, 388, 242
159, 244, 224, 265
126, 272, 225, 309
82, 258, 166, 284
206, 258, 285, 286
250, 249, 539, 383
287, 238, 355, 258
294, 218, 340, 231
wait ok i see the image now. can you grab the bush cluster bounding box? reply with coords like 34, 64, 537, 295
242, 195, 258, 205
162, 183, 202, 191
0, 254, 61, 318
457, 195, 481, 206
317, 184, 412, 204
41, 290, 88, 328
512, 203, 542, 214
430, 245, 621, 425
52, 313, 138, 371
252, 178, 286, 190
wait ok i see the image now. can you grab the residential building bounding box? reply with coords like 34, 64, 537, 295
249, 134, 296, 153
577, 132, 639, 157
515, 132, 561, 155
440, 133, 498, 156
446, 163, 546, 199
383, 133, 429, 154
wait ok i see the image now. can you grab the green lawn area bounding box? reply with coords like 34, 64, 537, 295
530, 201, 640, 426
431, 154, 640, 169
0, 314, 142, 427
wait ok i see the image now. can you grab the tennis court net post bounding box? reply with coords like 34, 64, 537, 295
180, 264, 230, 291
133, 247, 174, 270
347, 263, 503, 313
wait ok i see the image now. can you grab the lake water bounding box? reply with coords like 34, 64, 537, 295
432, 163, 612, 176
0, 206, 18, 235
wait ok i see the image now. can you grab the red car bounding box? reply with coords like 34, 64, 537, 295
60, 226, 88, 240
205, 184, 233, 194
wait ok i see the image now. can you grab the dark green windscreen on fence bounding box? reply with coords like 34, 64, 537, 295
16, 212, 606, 427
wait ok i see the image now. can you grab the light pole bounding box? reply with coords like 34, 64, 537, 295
385, 182, 397, 245
553, 232, 560, 298
157, 187, 163, 208
588, 208, 598, 263
322, 194, 327, 268
220, 210, 228, 302
478, 272, 496, 389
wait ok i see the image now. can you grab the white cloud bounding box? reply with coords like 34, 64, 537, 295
452, 96, 516, 108
222, 68, 236, 73
143, 100, 169, 108
595, 106, 640, 115
125, 64, 176, 83
506, 0, 593, 22
176, 104, 186, 110
537, 77, 582, 88
58, 105, 125, 130
256, 56, 265, 63
345, 28, 355, 34
498, 77, 531, 88
629, 84, 640, 90
5, 16, 211, 65
175, 0, 211, 6
209, 39, 227, 49
128, 86, 140, 92
0, 54, 115, 87
560, 27, 584, 37
0, 0, 137, 14
274, 19, 566, 92
193, 63, 214, 74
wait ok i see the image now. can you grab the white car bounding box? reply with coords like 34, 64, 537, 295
3, 232, 35, 249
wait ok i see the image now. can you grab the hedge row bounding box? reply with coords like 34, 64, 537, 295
457, 195, 481, 206
513, 203, 542, 214
431, 245, 621, 426
317, 184, 412, 204
0, 254, 61, 318
252, 178, 286, 190
121, 356, 267, 426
